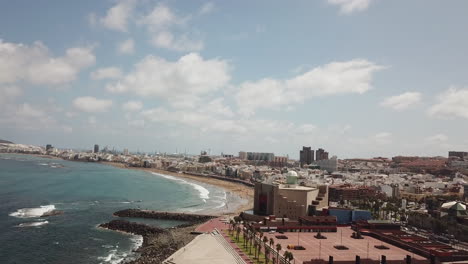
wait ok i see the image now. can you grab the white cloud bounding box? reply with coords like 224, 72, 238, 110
99, 0, 136, 32
327, 0, 374, 14
0, 103, 70, 132
236, 59, 383, 115
150, 31, 203, 52
90, 67, 123, 80
139, 3, 179, 30
0, 40, 95, 85
0, 86, 22, 105
428, 87, 468, 119
106, 53, 230, 107
199, 2, 215, 15
117, 38, 135, 54
139, 3, 203, 52
122, 100, 143, 112
380, 92, 422, 111
73, 96, 113, 113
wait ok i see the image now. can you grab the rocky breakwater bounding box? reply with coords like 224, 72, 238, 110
113, 209, 216, 224
100, 220, 165, 236
99, 210, 217, 264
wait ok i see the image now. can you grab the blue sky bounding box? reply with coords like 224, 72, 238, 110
1, 0, 468, 158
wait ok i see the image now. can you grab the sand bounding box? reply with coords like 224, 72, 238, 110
102, 162, 253, 215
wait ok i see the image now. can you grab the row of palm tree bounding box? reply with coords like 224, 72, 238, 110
239, 222, 293, 264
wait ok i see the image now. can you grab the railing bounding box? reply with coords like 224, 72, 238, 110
213, 228, 247, 264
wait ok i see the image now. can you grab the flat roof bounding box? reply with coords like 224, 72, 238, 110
263, 227, 426, 263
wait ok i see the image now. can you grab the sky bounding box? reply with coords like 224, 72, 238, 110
1, 0, 468, 159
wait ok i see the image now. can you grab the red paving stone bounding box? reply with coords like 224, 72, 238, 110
196, 217, 230, 232
263, 227, 426, 264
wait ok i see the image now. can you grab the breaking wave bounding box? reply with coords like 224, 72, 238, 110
9, 205, 56, 218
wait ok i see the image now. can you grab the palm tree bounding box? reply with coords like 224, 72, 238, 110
276, 243, 282, 264
236, 226, 241, 241
283, 251, 290, 264
263, 236, 268, 246
258, 243, 263, 262
254, 239, 259, 259
269, 238, 274, 248
272, 256, 276, 264
265, 247, 270, 264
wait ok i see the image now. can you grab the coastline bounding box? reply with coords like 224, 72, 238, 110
101, 161, 253, 216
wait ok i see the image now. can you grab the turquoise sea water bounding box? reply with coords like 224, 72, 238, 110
0, 154, 234, 264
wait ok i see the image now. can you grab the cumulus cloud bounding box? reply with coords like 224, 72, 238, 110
98, 0, 136, 32
106, 53, 230, 107
122, 100, 143, 112
199, 2, 215, 15
139, 3, 203, 52
236, 59, 383, 115
428, 87, 468, 119
327, 0, 374, 14
90, 67, 123, 80
117, 38, 135, 54
0, 103, 70, 132
0, 40, 95, 85
380, 92, 422, 111
73, 96, 113, 113
150, 31, 203, 52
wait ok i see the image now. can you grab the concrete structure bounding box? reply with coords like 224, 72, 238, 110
300, 146, 314, 166
164, 233, 243, 264
94, 144, 99, 153
314, 157, 338, 173
253, 171, 328, 219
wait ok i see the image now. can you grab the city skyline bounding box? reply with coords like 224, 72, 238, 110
2, 0, 468, 159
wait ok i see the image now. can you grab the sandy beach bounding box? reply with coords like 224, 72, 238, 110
102, 162, 253, 215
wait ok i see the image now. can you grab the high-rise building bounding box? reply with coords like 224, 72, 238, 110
123, 148, 129, 155
299, 146, 314, 166
239, 151, 247, 160
316, 148, 329, 161
94, 144, 99, 153
449, 151, 468, 159
46, 144, 53, 151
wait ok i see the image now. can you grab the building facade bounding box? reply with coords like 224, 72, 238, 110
316, 148, 329, 161
253, 172, 329, 219
94, 144, 99, 153
300, 146, 314, 166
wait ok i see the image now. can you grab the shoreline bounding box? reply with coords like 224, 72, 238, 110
101, 161, 253, 216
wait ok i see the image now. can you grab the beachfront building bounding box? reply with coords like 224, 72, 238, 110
253, 171, 328, 219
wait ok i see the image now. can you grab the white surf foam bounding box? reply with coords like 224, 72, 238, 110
17, 221, 49, 227
151, 172, 210, 200
9, 205, 56, 218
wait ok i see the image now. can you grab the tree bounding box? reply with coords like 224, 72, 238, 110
265, 247, 270, 264
276, 243, 282, 264
263, 236, 268, 245
269, 238, 274, 248
287, 251, 294, 263
236, 226, 241, 241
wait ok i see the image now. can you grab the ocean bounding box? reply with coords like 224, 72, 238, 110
0, 154, 239, 264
